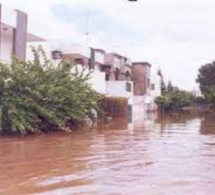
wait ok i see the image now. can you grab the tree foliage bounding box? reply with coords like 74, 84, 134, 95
157, 69, 166, 95
155, 88, 194, 111
0, 47, 101, 135
197, 62, 215, 105
167, 80, 173, 93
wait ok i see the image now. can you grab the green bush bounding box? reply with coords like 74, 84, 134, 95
155, 90, 194, 111
0, 47, 101, 135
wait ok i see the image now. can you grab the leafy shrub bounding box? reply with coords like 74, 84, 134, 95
0, 47, 101, 135
155, 90, 194, 111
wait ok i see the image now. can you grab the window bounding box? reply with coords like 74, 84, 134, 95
105, 74, 110, 81
51, 50, 63, 60
125, 71, 131, 81
74, 58, 84, 65
147, 79, 150, 88
151, 83, 155, 90
126, 82, 132, 92
114, 68, 120, 80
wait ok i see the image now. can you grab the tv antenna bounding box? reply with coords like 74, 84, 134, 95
85, 9, 91, 47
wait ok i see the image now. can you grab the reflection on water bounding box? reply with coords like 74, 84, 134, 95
1, 113, 215, 194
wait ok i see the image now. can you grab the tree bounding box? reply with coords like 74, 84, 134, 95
0, 47, 101, 135
167, 80, 173, 93
196, 62, 215, 105
155, 90, 194, 111
158, 68, 166, 95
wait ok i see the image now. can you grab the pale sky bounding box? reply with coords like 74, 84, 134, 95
2, 0, 215, 90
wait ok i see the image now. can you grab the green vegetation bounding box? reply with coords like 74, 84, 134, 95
156, 70, 194, 111
0, 47, 101, 136
197, 62, 215, 106
158, 69, 166, 95
155, 90, 194, 111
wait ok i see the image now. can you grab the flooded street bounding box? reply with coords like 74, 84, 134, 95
1, 113, 215, 195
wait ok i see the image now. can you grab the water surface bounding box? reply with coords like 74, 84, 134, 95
1, 113, 215, 195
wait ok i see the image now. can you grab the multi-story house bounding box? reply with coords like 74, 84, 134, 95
37, 41, 106, 94
92, 50, 134, 108
28, 37, 160, 122
132, 62, 161, 123
0, 4, 44, 63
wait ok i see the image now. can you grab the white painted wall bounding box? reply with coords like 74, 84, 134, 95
1, 30, 13, 63
106, 81, 126, 97
90, 70, 106, 94
132, 96, 145, 124
151, 70, 161, 98
94, 51, 105, 64
106, 81, 133, 105
113, 57, 121, 69
72, 64, 106, 94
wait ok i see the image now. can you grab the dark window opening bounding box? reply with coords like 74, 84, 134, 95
74, 58, 84, 65
126, 82, 132, 92
147, 79, 150, 88
51, 50, 63, 60
114, 68, 120, 81
105, 74, 110, 81
125, 71, 131, 81
151, 83, 155, 90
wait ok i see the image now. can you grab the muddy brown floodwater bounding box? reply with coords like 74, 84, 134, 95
1, 113, 215, 195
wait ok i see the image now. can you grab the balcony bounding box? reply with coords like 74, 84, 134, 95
106, 81, 133, 97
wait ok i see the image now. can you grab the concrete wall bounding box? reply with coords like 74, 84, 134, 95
0, 4, 28, 61
151, 70, 161, 98
104, 54, 122, 69
1, 29, 13, 63
106, 81, 133, 105
94, 50, 105, 64
90, 70, 106, 94
132, 96, 145, 124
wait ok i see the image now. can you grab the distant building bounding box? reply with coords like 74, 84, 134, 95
132, 62, 161, 122
132, 62, 151, 96
191, 89, 204, 98
27, 39, 160, 122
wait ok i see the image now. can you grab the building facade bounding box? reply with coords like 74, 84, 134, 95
132, 62, 161, 121
27, 38, 160, 122
0, 4, 44, 63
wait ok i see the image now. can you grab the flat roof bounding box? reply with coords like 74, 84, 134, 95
132, 62, 151, 67
1, 22, 46, 42
93, 48, 106, 53
27, 32, 46, 42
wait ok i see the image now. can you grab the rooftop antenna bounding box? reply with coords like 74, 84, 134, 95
85, 8, 91, 47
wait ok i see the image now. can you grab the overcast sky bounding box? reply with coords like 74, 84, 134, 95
2, 0, 215, 90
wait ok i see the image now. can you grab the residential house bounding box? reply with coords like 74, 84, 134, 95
0, 4, 45, 63
27, 38, 160, 122
35, 41, 107, 94
132, 62, 161, 123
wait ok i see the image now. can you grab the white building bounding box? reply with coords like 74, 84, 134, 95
27, 41, 107, 95
27, 40, 160, 122
191, 88, 204, 98
0, 4, 44, 63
